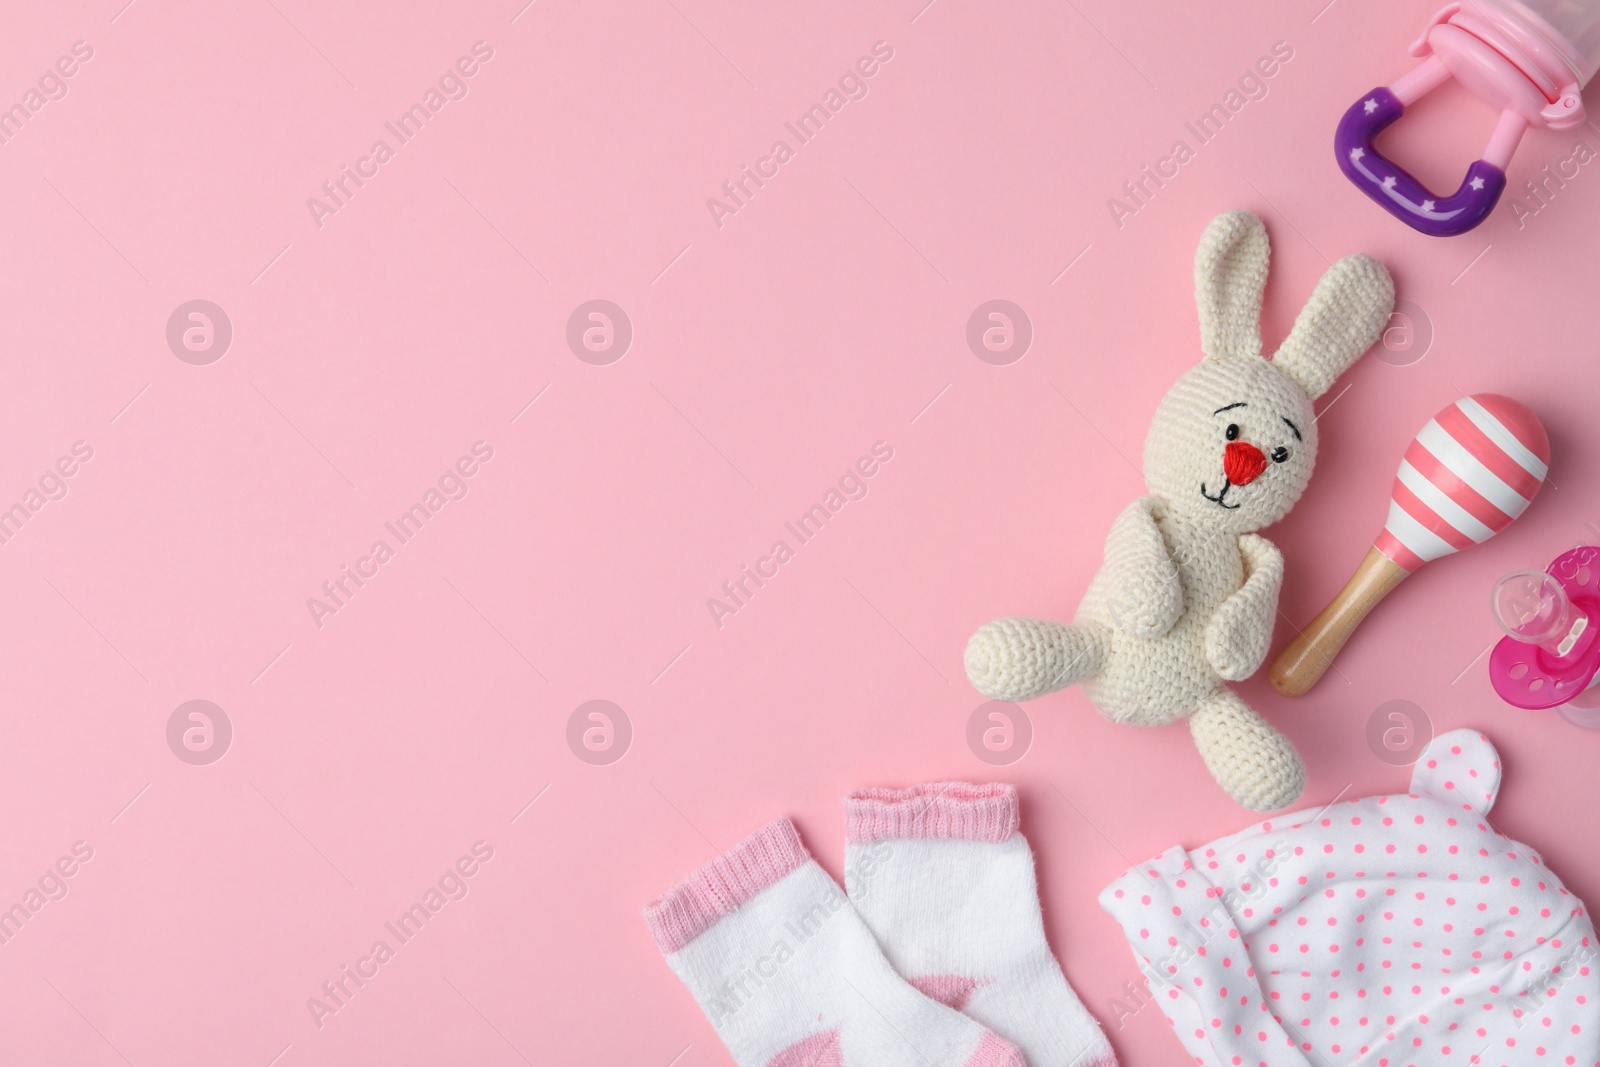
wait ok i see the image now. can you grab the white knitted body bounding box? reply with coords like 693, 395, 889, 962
966, 212, 1394, 811
645, 819, 1025, 1067
1076, 509, 1247, 721
844, 784, 1117, 1067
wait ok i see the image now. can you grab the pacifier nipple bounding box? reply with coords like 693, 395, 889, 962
1488, 548, 1600, 719
1493, 570, 1585, 656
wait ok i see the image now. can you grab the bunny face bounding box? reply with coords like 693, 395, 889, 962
1139, 210, 1394, 534
1143, 355, 1319, 534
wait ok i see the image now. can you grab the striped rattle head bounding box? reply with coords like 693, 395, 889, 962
1374, 394, 1550, 572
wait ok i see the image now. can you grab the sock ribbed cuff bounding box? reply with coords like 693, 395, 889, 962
843, 782, 1019, 845
643, 817, 809, 954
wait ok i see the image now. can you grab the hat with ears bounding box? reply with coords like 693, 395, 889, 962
1100, 730, 1598, 1067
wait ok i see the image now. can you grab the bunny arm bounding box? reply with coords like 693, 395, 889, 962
1102, 498, 1184, 639
1203, 533, 1283, 681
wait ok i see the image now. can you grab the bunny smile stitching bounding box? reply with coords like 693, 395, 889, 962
1199, 480, 1241, 509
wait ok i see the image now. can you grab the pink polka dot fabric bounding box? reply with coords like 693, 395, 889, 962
1099, 730, 1598, 1067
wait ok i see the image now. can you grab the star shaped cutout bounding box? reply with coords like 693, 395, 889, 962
1364, 98, 1379, 114
1421, 199, 1435, 212
1470, 176, 1486, 190
1350, 147, 1365, 161
1382, 176, 1397, 190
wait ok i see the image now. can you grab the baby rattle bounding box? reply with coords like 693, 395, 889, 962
1270, 394, 1550, 695
965, 210, 1393, 812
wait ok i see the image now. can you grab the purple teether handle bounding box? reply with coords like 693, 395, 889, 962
1335, 87, 1506, 238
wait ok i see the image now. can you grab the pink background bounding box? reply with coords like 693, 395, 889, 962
3, 0, 1598, 1064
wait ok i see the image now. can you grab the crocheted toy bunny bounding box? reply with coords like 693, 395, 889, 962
964, 211, 1393, 812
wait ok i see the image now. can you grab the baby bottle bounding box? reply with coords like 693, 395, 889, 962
1336, 0, 1600, 235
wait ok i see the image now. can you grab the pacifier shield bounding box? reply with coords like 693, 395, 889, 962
1489, 546, 1600, 709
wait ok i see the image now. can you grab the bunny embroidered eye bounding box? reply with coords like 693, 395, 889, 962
1225, 424, 1240, 441
1271, 446, 1290, 463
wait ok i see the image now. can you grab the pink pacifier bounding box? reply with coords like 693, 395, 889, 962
1336, 0, 1599, 236
1489, 546, 1600, 726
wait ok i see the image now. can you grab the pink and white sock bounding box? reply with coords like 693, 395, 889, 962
844, 783, 1117, 1067
645, 817, 1026, 1067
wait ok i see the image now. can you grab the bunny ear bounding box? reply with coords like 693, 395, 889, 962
1270, 253, 1394, 399
1194, 211, 1269, 362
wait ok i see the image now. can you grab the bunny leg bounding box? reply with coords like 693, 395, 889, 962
964, 618, 1104, 702
1190, 688, 1305, 812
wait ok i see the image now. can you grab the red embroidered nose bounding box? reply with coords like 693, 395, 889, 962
1224, 441, 1268, 485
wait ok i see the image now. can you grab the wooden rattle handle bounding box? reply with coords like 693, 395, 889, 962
1269, 547, 1412, 696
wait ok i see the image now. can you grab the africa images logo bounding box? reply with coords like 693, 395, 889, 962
306, 42, 495, 229
306, 841, 494, 1029
306, 442, 494, 629
0, 40, 94, 148
706, 441, 893, 629
0, 441, 93, 548
1106, 41, 1293, 228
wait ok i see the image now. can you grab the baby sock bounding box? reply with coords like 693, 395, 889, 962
644, 817, 1026, 1067
843, 783, 1117, 1067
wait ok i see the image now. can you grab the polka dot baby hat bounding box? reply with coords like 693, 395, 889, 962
1100, 729, 1597, 1067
